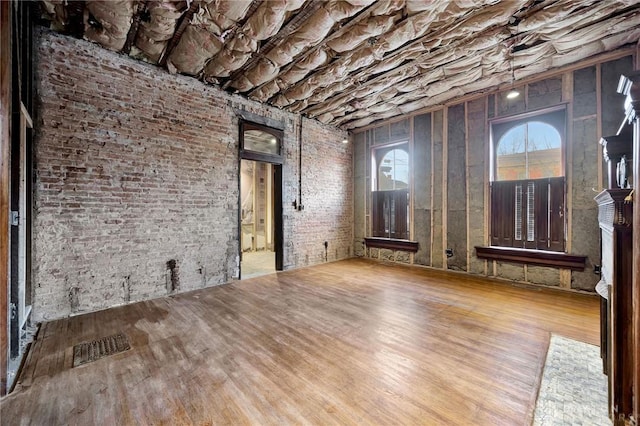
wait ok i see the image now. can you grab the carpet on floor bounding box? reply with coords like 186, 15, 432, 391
533, 334, 609, 426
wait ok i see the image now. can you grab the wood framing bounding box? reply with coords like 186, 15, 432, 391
564, 71, 574, 252
442, 107, 448, 268
0, 0, 11, 396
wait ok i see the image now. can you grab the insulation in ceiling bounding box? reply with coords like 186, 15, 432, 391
40, 0, 640, 130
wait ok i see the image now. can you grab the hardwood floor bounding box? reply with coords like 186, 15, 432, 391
0, 259, 599, 425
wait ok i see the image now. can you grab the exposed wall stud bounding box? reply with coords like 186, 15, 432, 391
442, 107, 448, 269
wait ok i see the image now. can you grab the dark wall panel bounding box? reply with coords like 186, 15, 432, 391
571, 118, 600, 290
390, 118, 410, 141
413, 113, 431, 265
467, 98, 486, 275
447, 103, 467, 271
528, 77, 563, 111
573, 66, 597, 118
498, 85, 526, 117
431, 110, 444, 268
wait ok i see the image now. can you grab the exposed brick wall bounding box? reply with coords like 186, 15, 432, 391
288, 118, 353, 267
33, 29, 352, 321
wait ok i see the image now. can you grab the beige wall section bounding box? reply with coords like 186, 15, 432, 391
352, 51, 636, 293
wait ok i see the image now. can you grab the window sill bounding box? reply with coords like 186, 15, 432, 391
474, 246, 587, 271
364, 237, 419, 252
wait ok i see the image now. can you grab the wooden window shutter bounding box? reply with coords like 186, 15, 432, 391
491, 181, 515, 247
533, 179, 549, 250
392, 190, 408, 239
372, 191, 385, 237
548, 177, 565, 252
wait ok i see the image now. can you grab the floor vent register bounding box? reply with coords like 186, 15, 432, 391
72, 333, 131, 367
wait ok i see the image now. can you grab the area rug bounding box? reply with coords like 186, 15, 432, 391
533, 334, 609, 425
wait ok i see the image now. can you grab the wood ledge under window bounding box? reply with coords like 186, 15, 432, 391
475, 246, 587, 271
364, 238, 419, 252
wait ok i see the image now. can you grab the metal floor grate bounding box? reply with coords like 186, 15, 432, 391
73, 333, 131, 367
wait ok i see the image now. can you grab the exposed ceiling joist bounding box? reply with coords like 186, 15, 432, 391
39, 0, 640, 130
222, 0, 326, 90
299, 0, 635, 122
158, 0, 199, 67
248, 1, 390, 100
122, 0, 148, 55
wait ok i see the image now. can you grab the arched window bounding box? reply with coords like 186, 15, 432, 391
490, 107, 566, 252
378, 148, 409, 191
496, 121, 562, 181
371, 142, 409, 239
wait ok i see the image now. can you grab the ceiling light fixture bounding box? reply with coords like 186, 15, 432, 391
342, 139, 348, 144
506, 90, 520, 99
506, 54, 520, 100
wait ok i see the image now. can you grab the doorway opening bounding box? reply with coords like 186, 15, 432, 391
240, 160, 276, 278
239, 121, 284, 279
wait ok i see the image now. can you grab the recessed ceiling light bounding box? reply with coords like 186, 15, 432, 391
506, 90, 520, 99
342, 139, 348, 144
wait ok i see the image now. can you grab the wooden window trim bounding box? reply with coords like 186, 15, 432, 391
364, 237, 419, 252
240, 121, 284, 164
371, 140, 410, 241
372, 141, 409, 191
475, 245, 586, 271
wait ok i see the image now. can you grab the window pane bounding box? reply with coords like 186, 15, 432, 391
244, 129, 280, 155
497, 124, 527, 180
496, 121, 562, 180
378, 148, 409, 190
526, 122, 562, 179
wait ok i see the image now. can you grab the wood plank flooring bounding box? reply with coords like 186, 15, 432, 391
0, 259, 600, 425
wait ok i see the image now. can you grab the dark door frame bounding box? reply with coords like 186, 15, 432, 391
239, 121, 284, 277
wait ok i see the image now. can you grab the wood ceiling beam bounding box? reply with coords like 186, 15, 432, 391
158, 0, 199, 67
222, 0, 325, 90
61, 1, 86, 38
247, 1, 386, 99
121, 0, 148, 55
